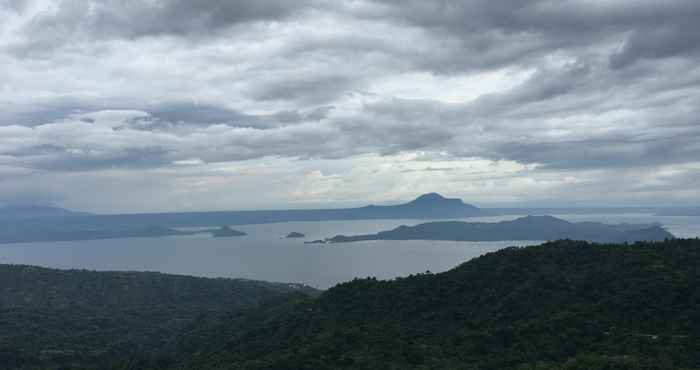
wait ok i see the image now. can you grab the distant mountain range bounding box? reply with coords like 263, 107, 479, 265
0, 193, 489, 244
0, 225, 250, 244
0, 194, 684, 244
18, 192, 488, 228
0, 205, 91, 220
4, 196, 695, 226
325, 215, 674, 244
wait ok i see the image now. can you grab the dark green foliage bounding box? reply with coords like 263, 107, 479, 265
170, 239, 700, 369
0, 265, 316, 369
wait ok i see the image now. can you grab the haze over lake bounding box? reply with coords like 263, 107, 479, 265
1, 214, 697, 289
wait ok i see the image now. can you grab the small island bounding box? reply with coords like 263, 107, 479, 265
210, 226, 247, 238
285, 232, 306, 238
304, 239, 328, 245
322, 215, 674, 244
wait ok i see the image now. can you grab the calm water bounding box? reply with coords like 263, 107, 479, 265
0, 214, 697, 289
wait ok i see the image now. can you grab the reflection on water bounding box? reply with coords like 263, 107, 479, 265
0, 214, 697, 289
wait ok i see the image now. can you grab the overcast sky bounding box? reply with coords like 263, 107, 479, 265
1, 0, 699, 213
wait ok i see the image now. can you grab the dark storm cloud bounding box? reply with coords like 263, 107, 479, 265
360, 0, 700, 72
14, 0, 315, 52
610, 22, 700, 69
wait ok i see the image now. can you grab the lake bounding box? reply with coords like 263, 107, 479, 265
0, 214, 697, 289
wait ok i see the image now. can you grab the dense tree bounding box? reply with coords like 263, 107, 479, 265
0, 266, 316, 369
172, 239, 700, 370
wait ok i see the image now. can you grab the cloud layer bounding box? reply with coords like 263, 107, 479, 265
1, 0, 699, 211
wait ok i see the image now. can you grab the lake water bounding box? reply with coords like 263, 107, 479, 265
0, 214, 698, 289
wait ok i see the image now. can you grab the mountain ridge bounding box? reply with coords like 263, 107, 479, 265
0, 193, 489, 244
325, 215, 674, 244
0, 205, 91, 220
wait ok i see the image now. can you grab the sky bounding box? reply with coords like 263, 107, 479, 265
0, 0, 699, 213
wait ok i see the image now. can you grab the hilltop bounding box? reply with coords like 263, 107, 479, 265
357, 192, 486, 218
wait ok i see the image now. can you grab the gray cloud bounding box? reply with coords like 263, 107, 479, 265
0, 99, 334, 130
11, 0, 315, 56
0, 0, 28, 13
1, 0, 699, 209
247, 75, 358, 104
344, 55, 700, 171
354, 0, 700, 73
491, 133, 700, 170
610, 22, 700, 69
147, 103, 258, 126
143, 103, 332, 129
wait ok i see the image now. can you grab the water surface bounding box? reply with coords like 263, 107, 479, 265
0, 214, 697, 289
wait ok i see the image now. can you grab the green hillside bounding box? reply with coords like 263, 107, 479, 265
168, 239, 700, 370
0, 265, 316, 369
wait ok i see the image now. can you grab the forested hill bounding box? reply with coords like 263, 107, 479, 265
0, 265, 317, 369
167, 239, 700, 370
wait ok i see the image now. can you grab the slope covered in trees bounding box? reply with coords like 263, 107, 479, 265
0, 265, 317, 369
168, 239, 700, 370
